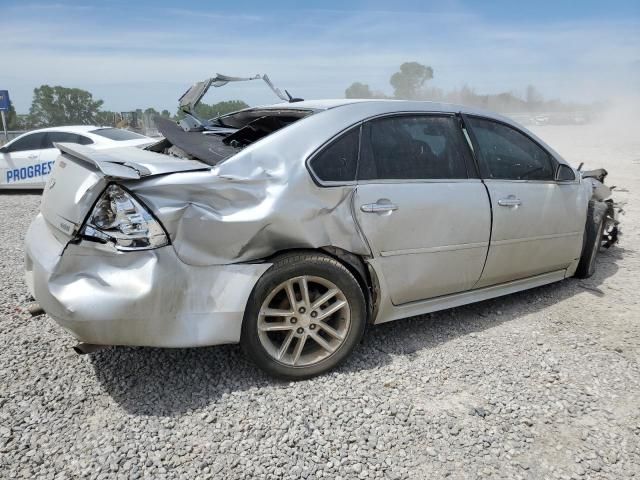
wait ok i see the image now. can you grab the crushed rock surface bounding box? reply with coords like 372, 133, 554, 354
1, 123, 639, 479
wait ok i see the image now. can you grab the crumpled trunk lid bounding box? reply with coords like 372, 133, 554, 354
40, 143, 209, 236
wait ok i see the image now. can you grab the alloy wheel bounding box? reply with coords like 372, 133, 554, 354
257, 275, 351, 367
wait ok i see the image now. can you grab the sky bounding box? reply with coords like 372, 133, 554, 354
2, 0, 639, 113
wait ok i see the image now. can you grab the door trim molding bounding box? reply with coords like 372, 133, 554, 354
380, 241, 489, 257
378, 231, 581, 256
491, 231, 582, 246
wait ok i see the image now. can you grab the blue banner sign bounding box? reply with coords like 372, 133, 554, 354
0, 91, 10, 112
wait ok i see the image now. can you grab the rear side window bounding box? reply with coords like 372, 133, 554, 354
90, 128, 146, 141
309, 127, 359, 183
43, 132, 94, 148
466, 117, 554, 180
359, 115, 469, 180
8, 132, 47, 152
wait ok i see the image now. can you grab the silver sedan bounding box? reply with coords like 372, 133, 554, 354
24, 99, 620, 379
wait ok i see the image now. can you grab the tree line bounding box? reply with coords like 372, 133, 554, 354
4, 66, 595, 131
345, 61, 593, 114
3, 85, 248, 130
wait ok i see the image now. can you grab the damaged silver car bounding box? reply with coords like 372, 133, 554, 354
24, 75, 621, 379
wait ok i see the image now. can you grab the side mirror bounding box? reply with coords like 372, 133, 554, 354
0, 145, 9, 154
556, 164, 576, 182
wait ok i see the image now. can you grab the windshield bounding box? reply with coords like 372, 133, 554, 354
90, 128, 147, 141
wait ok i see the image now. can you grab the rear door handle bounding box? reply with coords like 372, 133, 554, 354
360, 199, 399, 214
498, 195, 522, 207
28, 154, 38, 160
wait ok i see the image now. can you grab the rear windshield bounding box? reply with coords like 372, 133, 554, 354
90, 128, 147, 141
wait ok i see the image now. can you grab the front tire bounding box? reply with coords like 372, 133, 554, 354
575, 201, 607, 278
241, 252, 366, 380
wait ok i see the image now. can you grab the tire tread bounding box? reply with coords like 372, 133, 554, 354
575, 201, 606, 278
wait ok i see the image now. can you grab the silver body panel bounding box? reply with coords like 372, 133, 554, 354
24, 99, 597, 347
26, 213, 271, 347
476, 179, 588, 287
371, 268, 568, 324
354, 180, 491, 304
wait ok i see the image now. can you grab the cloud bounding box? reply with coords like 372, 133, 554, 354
2, 4, 638, 112
160, 7, 263, 22
9, 2, 98, 12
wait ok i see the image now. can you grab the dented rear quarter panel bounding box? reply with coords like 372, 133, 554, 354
127, 103, 393, 266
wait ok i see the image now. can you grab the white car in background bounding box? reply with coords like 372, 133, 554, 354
0, 126, 155, 189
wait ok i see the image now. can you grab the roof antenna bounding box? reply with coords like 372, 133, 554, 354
285, 89, 304, 103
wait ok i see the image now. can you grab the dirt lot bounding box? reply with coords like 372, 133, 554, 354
0, 122, 638, 479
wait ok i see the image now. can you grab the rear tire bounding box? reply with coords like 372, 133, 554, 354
241, 252, 366, 380
575, 201, 606, 278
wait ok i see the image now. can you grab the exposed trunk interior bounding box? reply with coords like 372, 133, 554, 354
150, 108, 313, 166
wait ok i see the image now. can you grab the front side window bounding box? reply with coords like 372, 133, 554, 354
359, 115, 469, 180
8, 132, 47, 152
309, 127, 359, 182
466, 117, 554, 180
556, 164, 576, 181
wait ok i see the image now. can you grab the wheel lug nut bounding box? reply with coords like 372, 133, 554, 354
296, 327, 304, 334
309, 324, 316, 330
298, 307, 306, 314
310, 311, 317, 318
290, 317, 297, 323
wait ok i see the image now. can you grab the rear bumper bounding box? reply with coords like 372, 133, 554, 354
25, 213, 271, 347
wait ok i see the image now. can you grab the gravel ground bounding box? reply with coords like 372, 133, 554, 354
1, 123, 639, 479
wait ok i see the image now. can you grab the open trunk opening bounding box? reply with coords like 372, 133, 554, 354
150, 108, 313, 166
148, 72, 312, 166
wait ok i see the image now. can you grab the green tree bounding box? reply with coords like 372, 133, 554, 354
176, 100, 249, 120
345, 82, 374, 99
28, 85, 104, 127
95, 110, 118, 127
198, 100, 248, 119
390, 62, 434, 100
160, 109, 171, 117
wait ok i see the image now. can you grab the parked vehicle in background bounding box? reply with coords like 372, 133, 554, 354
0, 126, 155, 189
24, 90, 621, 379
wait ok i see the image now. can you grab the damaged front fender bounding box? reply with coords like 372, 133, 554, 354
582, 168, 623, 248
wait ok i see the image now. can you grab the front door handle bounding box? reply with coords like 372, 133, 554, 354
360, 199, 399, 214
498, 195, 522, 207
28, 154, 38, 160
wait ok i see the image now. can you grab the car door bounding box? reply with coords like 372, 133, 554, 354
464, 115, 585, 288
352, 114, 492, 304
0, 132, 48, 188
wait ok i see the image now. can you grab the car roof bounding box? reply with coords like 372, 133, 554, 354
6, 125, 153, 147
25, 125, 104, 134
251, 98, 515, 123
232, 98, 568, 167
259, 98, 378, 110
